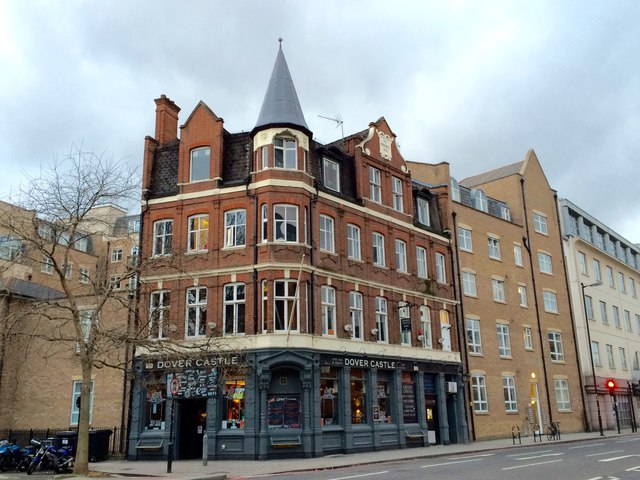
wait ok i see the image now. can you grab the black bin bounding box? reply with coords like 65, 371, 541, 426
88, 429, 112, 462
55, 431, 78, 452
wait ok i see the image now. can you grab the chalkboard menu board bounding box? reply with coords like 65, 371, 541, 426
166, 368, 218, 398
402, 382, 417, 423
267, 396, 301, 428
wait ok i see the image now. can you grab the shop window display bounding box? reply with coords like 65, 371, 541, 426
350, 369, 367, 424
320, 366, 339, 426
222, 379, 245, 429
401, 372, 417, 423
145, 383, 166, 430
375, 372, 391, 423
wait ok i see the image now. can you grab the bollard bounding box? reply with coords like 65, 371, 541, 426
202, 432, 208, 466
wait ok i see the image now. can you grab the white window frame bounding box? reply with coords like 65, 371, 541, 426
543, 291, 558, 313
591, 341, 601, 367
524, 327, 533, 350
624, 310, 632, 332
462, 272, 477, 296
323, 158, 340, 192
187, 214, 209, 252
497, 323, 511, 357
606, 265, 614, 287
471, 375, 488, 412
619, 347, 628, 370
70, 380, 94, 426
153, 219, 173, 256
503, 376, 518, 413
375, 297, 388, 343
548, 331, 565, 361
274, 137, 297, 169
488, 237, 501, 260
584, 295, 594, 320
473, 190, 488, 212
466, 318, 482, 354
223, 283, 245, 336
399, 302, 411, 345
613, 305, 621, 328
459, 228, 472, 252
416, 247, 428, 279
347, 224, 361, 260
416, 197, 430, 226
274, 204, 298, 243
395, 239, 407, 273
224, 209, 246, 248
538, 252, 553, 274
186, 286, 207, 338
274, 279, 299, 332
41, 255, 54, 274
419, 306, 432, 348
600, 301, 608, 324
513, 244, 523, 267
391, 176, 403, 212
492, 279, 505, 303
372, 232, 385, 267
111, 248, 123, 263
618, 272, 626, 293
190, 147, 210, 182
369, 167, 381, 203
78, 266, 90, 284
319, 215, 335, 253
554, 378, 571, 411
349, 291, 363, 340
518, 285, 528, 307
606, 344, 615, 368
149, 290, 170, 339
533, 213, 548, 235
593, 259, 601, 282
435, 252, 446, 283
321, 286, 336, 336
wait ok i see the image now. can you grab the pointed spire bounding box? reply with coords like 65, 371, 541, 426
254, 39, 309, 132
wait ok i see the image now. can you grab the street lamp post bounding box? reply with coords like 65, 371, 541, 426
581, 281, 604, 436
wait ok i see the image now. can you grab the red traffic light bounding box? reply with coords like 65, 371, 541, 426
605, 379, 617, 395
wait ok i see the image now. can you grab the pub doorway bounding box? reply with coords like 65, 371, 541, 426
176, 398, 207, 459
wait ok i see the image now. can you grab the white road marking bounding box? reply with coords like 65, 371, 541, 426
507, 449, 552, 457
616, 438, 640, 443
599, 454, 640, 462
446, 453, 495, 460
516, 452, 565, 460
569, 442, 606, 449
328, 471, 389, 480
502, 459, 563, 470
585, 450, 625, 457
626, 465, 640, 472
421, 458, 484, 468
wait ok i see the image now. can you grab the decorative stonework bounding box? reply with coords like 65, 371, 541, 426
377, 130, 393, 160
356, 126, 375, 155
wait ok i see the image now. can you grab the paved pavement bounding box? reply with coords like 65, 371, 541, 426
70, 430, 637, 480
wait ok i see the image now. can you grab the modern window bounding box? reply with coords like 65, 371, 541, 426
70, 380, 94, 426
488, 237, 501, 260
320, 366, 339, 426
500, 205, 511, 221
606, 266, 614, 287
420, 306, 432, 348
554, 378, 571, 411
149, 290, 170, 339
618, 272, 626, 293
606, 344, 615, 368
524, 327, 533, 350
624, 310, 632, 332
462, 272, 477, 296
435, 252, 446, 283
399, 302, 411, 345
323, 158, 340, 192
613, 306, 621, 328
190, 146, 210, 182
543, 291, 558, 313
375, 297, 388, 343
473, 189, 488, 212
591, 341, 601, 367
391, 176, 403, 212
503, 376, 518, 413
630, 278, 637, 297
593, 259, 601, 282
186, 287, 207, 337
188, 214, 209, 252
395, 239, 407, 273
261, 145, 269, 169
274, 138, 297, 169
274, 204, 298, 242
538, 252, 553, 274
576, 295, 592, 322
450, 178, 461, 202
578, 252, 588, 275
459, 228, 472, 252
224, 209, 246, 248
78, 266, 90, 283
548, 331, 564, 361
466, 318, 482, 354
372, 232, 385, 267
224, 283, 245, 335
416, 246, 428, 279
369, 167, 381, 203
518, 285, 528, 307
321, 286, 336, 336
492, 279, 505, 302
620, 347, 628, 370
514, 244, 523, 267
533, 213, 548, 234
346, 224, 361, 260
41, 255, 54, 274
261, 204, 268, 242
111, 248, 123, 263
416, 197, 430, 226
471, 375, 488, 413
274, 280, 298, 332
349, 291, 363, 340
600, 301, 609, 324
319, 215, 335, 253
152, 219, 173, 256
350, 369, 367, 424
497, 323, 511, 357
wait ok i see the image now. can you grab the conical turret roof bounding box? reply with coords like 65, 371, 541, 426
254, 41, 309, 132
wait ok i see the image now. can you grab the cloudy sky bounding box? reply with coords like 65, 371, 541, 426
1, 1, 639, 242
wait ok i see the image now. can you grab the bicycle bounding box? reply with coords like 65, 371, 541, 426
546, 421, 561, 441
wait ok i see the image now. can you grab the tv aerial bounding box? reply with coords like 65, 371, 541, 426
318, 114, 344, 140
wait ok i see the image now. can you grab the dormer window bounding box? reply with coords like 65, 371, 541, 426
274, 138, 297, 169
323, 158, 340, 192
472, 189, 488, 213
190, 147, 210, 182
450, 178, 461, 202
500, 205, 511, 221
416, 197, 430, 226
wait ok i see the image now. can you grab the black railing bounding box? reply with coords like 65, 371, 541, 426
0, 426, 121, 454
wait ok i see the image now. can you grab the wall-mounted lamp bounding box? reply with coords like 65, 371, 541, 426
371, 328, 379, 336
417, 334, 424, 341
208, 322, 217, 329
344, 324, 353, 332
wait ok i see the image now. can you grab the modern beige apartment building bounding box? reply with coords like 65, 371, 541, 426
410, 150, 586, 440
559, 198, 640, 433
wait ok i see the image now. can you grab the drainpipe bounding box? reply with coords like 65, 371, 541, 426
246, 179, 259, 334
554, 194, 588, 431
450, 210, 475, 441
308, 188, 318, 334
520, 177, 553, 425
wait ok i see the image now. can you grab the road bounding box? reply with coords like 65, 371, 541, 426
251, 436, 640, 480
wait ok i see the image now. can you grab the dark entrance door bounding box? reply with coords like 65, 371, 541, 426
177, 398, 207, 459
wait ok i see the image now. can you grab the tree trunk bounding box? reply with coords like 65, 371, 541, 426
74, 359, 93, 474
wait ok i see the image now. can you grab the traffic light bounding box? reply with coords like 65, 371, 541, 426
605, 378, 617, 396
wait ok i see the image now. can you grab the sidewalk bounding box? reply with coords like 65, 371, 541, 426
76, 430, 636, 480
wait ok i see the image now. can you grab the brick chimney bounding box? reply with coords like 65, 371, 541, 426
154, 95, 181, 144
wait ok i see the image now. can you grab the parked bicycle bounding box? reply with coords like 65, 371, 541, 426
546, 421, 561, 441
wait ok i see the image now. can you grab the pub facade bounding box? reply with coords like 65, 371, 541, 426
128, 43, 466, 460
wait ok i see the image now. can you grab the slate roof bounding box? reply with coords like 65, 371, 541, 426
0, 277, 65, 300
459, 161, 523, 188
221, 132, 252, 185
254, 42, 309, 132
